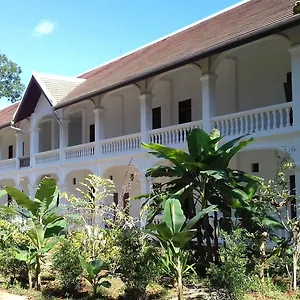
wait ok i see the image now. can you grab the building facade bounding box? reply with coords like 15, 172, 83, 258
0, 0, 300, 218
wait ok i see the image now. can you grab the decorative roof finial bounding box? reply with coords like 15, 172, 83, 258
294, 0, 300, 15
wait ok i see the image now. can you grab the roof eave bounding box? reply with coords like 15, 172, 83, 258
55, 14, 300, 110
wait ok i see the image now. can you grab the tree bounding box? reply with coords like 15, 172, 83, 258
147, 198, 216, 300
0, 177, 66, 290
141, 128, 261, 262
0, 52, 24, 103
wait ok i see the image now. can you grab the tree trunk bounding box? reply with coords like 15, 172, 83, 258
259, 232, 268, 282
214, 211, 219, 263
36, 255, 41, 291
177, 256, 183, 300
293, 253, 297, 291
204, 214, 213, 262
28, 269, 32, 289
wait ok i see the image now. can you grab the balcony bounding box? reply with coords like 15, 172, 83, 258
0, 103, 295, 172
211, 102, 293, 137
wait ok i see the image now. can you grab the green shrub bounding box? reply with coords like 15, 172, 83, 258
52, 238, 82, 293
207, 229, 251, 300
0, 217, 29, 285
117, 227, 158, 299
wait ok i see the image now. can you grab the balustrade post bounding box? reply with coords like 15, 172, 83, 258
200, 73, 217, 133
139, 93, 153, 144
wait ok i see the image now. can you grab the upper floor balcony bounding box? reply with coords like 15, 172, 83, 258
0, 34, 299, 172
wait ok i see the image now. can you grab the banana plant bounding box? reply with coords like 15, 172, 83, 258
79, 256, 111, 296
142, 128, 262, 261
147, 197, 217, 300
0, 177, 66, 290
15, 248, 36, 289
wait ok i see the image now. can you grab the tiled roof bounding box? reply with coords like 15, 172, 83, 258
33, 72, 85, 105
60, 0, 298, 106
0, 102, 19, 128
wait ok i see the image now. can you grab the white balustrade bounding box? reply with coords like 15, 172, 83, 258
101, 133, 141, 155
0, 158, 16, 170
211, 102, 293, 136
19, 156, 30, 168
149, 120, 203, 146
65, 142, 95, 160
35, 149, 60, 165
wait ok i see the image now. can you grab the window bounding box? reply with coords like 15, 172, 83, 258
178, 99, 191, 124
290, 175, 297, 219
8, 145, 13, 159
90, 124, 95, 142
22, 142, 25, 156
123, 192, 129, 215
152, 107, 161, 129
109, 175, 113, 180
284, 72, 292, 103
73, 178, 76, 185
251, 163, 259, 173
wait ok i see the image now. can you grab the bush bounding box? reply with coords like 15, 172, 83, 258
117, 227, 158, 299
0, 217, 29, 285
52, 238, 82, 293
208, 229, 251, 300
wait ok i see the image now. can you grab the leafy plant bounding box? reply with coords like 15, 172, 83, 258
208, 229, 251, 300
0, 177, 66, 290
117, 227, 158, 300
52, 238, 82, 293
147, 197, 216, 300
141, 128, 261, 262
79, 256, 111, 297
63, 175, 115, 259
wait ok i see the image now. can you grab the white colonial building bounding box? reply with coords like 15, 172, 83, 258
1, 0, 300, 217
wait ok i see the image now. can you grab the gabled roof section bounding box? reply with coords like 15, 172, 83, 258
59, 0, 299, 107
13, 73, 85, 124
0, 102, 20, 129
33, 72, 85, 105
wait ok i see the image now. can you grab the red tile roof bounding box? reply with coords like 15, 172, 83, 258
60, 0, 298, 106
0, 102, 19, 128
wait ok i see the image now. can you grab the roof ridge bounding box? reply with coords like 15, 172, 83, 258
77, 0, 251, 78
33, 71, 86, 82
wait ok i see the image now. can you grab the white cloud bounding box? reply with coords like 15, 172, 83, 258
33, 20, 56, 36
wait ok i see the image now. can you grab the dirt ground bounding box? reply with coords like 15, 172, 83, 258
0, 290, 27, 300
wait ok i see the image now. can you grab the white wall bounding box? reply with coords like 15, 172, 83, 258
237, 39, 290, 111
102, 87, 140, 139
1, 128, 16, 159
170, 67, 202, 124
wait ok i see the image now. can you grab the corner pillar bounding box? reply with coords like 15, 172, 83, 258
139, 93, 153, 144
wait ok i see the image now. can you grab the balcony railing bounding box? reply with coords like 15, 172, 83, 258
36, 149, 60, 165
101, 133, 141, 155
149, 120, 203, 146
0, 158, 16, 170
65, 142, 95, 160
211, 102, 293, 137
19, 156, 30, 168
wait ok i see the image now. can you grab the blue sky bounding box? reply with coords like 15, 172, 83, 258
0, 0, 240, 106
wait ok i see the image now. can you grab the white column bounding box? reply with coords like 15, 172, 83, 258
58, 183, 69, 205
290, 44, 300, 129
139, 174, 151, 227
51, 119, 55, 150
93, 107, 105, 156
139, 93, 153, 143
29, 184, 37, 200
0, 135, 3, 160
15, 132, 24, 169
29, 129, 39, 168
82, 109, 87, 144
200, 73, 217, 133
59, 119, 69, 164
